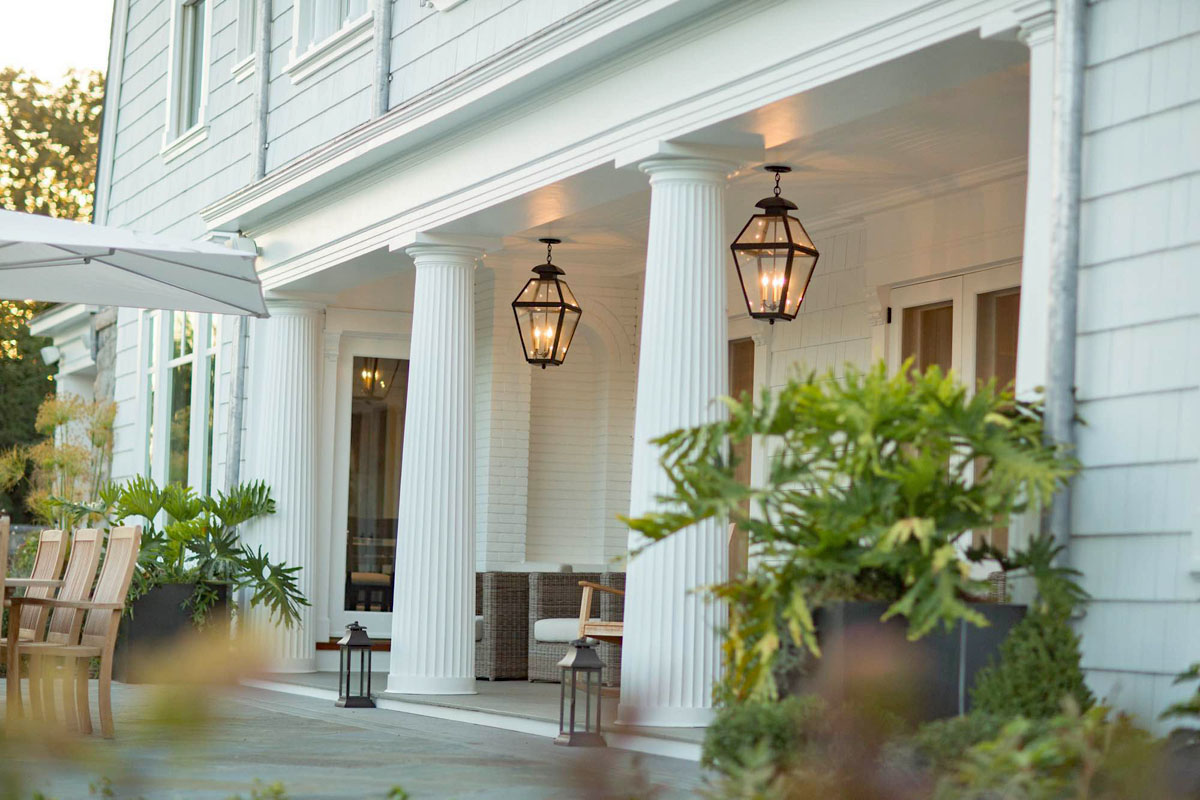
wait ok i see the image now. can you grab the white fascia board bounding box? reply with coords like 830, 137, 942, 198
28, 303, 94, 339
239, 0, 1026, 291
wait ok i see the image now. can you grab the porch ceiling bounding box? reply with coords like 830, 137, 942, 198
280, 32, 1029, 307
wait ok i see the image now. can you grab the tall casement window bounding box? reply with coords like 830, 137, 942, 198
141, 311, 221, 492
165, 0, 210, 153
233, 0, 258, 81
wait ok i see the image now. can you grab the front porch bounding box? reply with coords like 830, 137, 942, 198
246, 672, 705, 761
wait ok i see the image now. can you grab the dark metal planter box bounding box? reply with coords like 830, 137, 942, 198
808, 601, 1025, 721
113, 582, 229, 684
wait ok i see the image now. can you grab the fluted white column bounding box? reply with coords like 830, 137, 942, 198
618, 156, 733, 728
387, 244, 479, 695
245, 300, 323, 672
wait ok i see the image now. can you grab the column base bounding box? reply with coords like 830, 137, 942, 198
385, 674, 477, 695
615, 702, 715, 729
265, 655, 317, 674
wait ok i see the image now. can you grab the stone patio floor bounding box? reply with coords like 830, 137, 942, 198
0, 679, 705, 799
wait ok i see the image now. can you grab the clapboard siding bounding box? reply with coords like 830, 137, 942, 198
387, 0, 594, 108
1073, 0, 1200, 727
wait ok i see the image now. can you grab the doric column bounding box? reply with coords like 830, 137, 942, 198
387, 243, 480, 695
1012, 0, 1055, 399
618, 156, 733, 728
245, 300, 324, 672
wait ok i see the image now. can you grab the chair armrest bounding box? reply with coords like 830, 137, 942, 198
577, 580, 624, 597
5, 578, 63, 589
8, 597, 124, 611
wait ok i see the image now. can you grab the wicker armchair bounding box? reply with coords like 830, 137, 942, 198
475, 572, 529, 680
528, 571, 623, 686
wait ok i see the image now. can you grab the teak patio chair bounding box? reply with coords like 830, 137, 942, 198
577, 580, 624, 645
4, 528, 103, 720
1, 526, 68, 712
8, 526, 140, 738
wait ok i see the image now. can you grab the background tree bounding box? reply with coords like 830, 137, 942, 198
0, 67, 105, 520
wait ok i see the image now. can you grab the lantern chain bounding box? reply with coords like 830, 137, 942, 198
546, 240, 553, 263
774, 171, 782, 197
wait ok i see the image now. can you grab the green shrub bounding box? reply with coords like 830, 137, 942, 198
934, 703, 1165, 800
702, 695, 826, 775
894, 714, 1007, 773
970, 605, 1094, 719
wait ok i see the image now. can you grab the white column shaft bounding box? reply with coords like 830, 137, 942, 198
619, 157, 731, 727
1015, 10, 1056, 399
246, 300, 323, 672
387, 245, 478, 695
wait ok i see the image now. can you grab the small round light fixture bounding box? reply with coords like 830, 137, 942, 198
511, 238, 582, 369
730, 165, 820, 324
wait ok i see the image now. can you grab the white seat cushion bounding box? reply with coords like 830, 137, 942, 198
475, 614, 484, 642
534, 617, 596, 643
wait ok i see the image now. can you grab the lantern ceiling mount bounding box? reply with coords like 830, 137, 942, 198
511, 238, 582, 369
730, 164, 820, 325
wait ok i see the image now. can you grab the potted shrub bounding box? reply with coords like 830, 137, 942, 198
54, 476, 308, 683
625, 362, 1078, 716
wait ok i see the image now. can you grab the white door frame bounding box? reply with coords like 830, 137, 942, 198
326, 333, 411, 637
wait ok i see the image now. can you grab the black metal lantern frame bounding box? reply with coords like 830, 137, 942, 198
511, 238, 583, 368
730, 165, 820, 324
555, 638, 606, 747
336, 621, 376, 709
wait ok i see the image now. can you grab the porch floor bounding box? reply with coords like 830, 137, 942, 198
246, 672, 705, 760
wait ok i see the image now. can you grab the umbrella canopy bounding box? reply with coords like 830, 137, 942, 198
0, 210, 267, 316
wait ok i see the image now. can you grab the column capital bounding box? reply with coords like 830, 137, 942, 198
1014, 0, 1055, 46
405, 242, 487, 267
263, 298, 325, 317
637, 155, 737, 184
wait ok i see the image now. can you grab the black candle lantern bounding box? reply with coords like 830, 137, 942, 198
555, 638, 606, 747
730, 165, 820, 324
336, 621, 375, 708
511, 238, 582, 368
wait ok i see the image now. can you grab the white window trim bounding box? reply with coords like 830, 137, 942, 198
162, 0, 213, 156
138, 311, 222, 491
234, 0, 258, 83
424, 0, 468, 10
232, 54, 256, 83
285, 9, 373, 85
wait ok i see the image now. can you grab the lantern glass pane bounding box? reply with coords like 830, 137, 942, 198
734, 247, 790, 317
559, 280, 579, 309
785, 215, 816, 250
783, 254, 818, 318
556, 307, 581, 361
516, 306, 563, 362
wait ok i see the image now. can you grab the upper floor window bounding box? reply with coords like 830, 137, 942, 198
164, 0, 211, 156
298, 0, 368, 53
234, 0, 258, 81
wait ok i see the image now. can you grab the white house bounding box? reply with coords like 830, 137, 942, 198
70, 0, 1199, 728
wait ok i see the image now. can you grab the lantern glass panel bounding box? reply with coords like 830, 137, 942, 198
782, 253, 818, 318
556, 305, 581, 361
786, 215, 816, 250
734, 245, 791, 317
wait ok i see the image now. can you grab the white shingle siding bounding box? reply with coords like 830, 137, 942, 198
1071, 0, 1200, 729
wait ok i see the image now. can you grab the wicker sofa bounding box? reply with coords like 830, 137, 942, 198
475, 571, 530, 680
527, 571, 623, 686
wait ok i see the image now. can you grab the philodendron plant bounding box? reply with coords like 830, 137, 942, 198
53, 476, 308, 627
624, 361, 1080, 703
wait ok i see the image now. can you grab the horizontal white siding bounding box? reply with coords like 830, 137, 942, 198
1072, 0, 1200, 730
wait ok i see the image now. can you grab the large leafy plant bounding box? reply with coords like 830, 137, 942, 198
624, 362, 1078, 702
55, 476, 308, 627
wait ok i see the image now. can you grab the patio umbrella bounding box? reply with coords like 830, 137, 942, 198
0, 210, 267, 316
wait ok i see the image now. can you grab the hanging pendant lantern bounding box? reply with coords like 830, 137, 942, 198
730, 165, 820, 324
511, 238, 582, 368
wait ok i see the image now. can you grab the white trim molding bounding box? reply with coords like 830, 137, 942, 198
161, 123, 209, 163
232, 54, 255, 83
286, 10, 373, 85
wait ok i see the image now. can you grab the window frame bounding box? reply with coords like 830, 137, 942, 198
139, 310, 223, 492
233, 0, 258, 83
286, 0, 372, 85
162, 0, 212, 160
